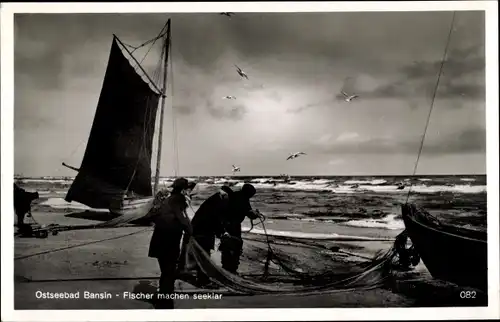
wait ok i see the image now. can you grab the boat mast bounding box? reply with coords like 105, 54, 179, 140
153, 19, 171, 194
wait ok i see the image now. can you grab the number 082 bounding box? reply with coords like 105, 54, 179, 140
460, 291, 476, 299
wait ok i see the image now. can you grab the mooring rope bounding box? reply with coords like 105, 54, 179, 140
14, 227, 151, 261
405, 11, 456, 203
169, 30, 180, 177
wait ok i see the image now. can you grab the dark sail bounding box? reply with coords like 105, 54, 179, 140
65, 37, 161, 209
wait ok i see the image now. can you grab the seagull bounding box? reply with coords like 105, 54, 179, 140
232, 165, 241, 173
235, 65, 249, 80
341, 90, 359, 102
220, 12, 235, 17
222, 95, 237, 100
286, 152, 306, 160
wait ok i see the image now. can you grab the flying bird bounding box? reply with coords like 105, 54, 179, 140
222, 95, 237, 100
287, 152, 306, 160
232, 165, 241, 173
220, 12, 235, 17
341, 90, 359, 102
235, 65, 249, 80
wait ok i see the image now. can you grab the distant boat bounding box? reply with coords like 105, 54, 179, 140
401, 203, 487, 291
63, 19, 174, 224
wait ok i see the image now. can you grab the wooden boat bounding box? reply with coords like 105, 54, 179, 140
63, 19, 173, 223
401, 203, 487, 291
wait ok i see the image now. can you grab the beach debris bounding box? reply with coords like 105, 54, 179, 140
91, 260, 127, 267
341, 90, 359, 102
235, 64, 249, 80
286, 152, 306, 160
222, 95, 237, 100
232, 165, 241, 173
220, 12, 235, 18
329, 246, 341, 252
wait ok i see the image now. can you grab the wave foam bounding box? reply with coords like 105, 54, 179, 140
244, 227, 394, 241
344, 179, 387, 185
342, 214, 405, 230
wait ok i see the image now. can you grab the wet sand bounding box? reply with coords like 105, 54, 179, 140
14, 211, 487, 309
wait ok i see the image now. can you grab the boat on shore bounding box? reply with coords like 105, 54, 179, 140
63, 20, 174, 223
401, 203, 487, 291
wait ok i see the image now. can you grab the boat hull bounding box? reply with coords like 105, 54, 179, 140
105, 197, 155, 226
401, 204, 487, 291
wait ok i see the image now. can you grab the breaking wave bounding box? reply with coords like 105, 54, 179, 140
18, 175, 487, 196
342, 214, 405, 230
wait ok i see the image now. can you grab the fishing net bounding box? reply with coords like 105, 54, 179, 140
177, 212, 406, 296
182, 235, 399, 295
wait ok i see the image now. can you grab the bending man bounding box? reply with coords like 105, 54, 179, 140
182, 185, 233, 286
220, 183, 260, 275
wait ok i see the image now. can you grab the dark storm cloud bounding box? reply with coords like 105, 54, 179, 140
311, 127, 486, 155
14, 13, 166, 90
437, 82, 485, 100
333, 44, 486, 104
205, 99, 247, 121
13, 10, 488, 176
402, 49, 484, 81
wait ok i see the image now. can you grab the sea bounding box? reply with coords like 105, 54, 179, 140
14, 174, 489, 306
16, 174, 487, 232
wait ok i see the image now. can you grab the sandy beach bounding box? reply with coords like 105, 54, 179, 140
14, 208, 487, 309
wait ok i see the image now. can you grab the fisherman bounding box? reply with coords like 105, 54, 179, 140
14, 182, 39, 228
179, 185, 233, 286
147, 177, 195, 309
219, 183, 261, 274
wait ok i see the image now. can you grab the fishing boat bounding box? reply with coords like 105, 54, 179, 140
401, 203, 487, 291
63, 19, 174, 223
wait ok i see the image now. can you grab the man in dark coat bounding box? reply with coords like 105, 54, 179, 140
181, 185, 233, 286
14, 183, 39, 228
219, 183, 260, 274
148, 178, 195, 309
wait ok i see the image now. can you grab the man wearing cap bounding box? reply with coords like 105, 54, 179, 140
219, 183, 261, 274
148, 177, 195, 309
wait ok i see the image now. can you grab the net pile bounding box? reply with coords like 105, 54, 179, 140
182, 231, 400, 296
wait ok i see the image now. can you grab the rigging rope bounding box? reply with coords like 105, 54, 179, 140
405, 11, 456, 203
14, 227, 151, 261
169, 32, 180, 177
129, 20, 170, 55
123, 22, 169, 195
123, 49, 165, 195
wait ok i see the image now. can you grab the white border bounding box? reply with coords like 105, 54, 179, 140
1, 1, 499, 321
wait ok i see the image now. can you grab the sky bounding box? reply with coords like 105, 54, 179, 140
13, 11, 486, 177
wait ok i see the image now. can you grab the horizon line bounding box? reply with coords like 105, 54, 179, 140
13, 173, 487, 179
